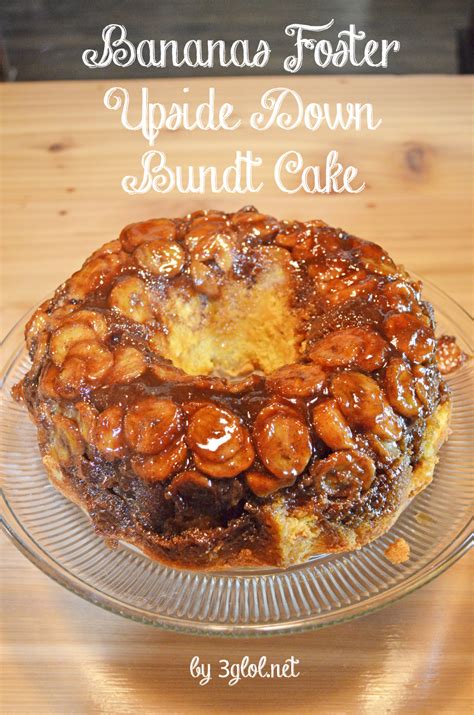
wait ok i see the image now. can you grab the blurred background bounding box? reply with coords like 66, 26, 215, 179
0, 0, 473, 81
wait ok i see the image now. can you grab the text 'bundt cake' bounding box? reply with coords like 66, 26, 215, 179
13, 207, 452, 569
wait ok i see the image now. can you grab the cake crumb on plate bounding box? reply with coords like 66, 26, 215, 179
384, 537, 410, 564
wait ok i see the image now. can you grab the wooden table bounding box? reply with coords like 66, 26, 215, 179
1, 77, 473, 714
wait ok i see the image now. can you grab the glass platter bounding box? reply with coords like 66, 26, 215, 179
1, 278, 472, 637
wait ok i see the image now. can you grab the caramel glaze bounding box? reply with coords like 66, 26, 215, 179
15, 207, 451, 568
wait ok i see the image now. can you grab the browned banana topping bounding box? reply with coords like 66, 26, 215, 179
66, 340, 114, 382
120, 218, 177, 252
124, 397, 183, 455
385, 357, 421, 418
50, 323, 97, 366
383, 313, 436, 364
134, 239, 185, 277
62, 310, 108, 339
131, 436, 187, 482
166, 470, 213, 497
266, 363, 327, 398
381, 279, 421, 313
231, 209, 280, 239
108, 275, 155, 323
312, 399, 355, 450
50, 414, 83, 464
254, 404, 312, 480
189, 256, 223, 298
75, 401, 98, 442
14, 208, 452, 569
106, 346, 147, 384
308, 326, 388, 371
186, 404, 247, 463
67, 252, 126, 300
312, 450, 376, 500
93, 406, 126, 460
350, 239, 397, 276
245, 470, 288, 497
193, 438, 254, 478
331, 371, 403, 441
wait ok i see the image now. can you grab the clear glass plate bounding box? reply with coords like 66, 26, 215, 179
1, 278, 473, 637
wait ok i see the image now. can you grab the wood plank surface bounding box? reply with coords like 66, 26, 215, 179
1, 77, 473, 714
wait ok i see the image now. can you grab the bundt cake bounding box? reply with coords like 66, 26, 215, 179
13, 207, 452, 569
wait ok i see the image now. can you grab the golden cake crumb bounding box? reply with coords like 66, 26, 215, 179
384, 537, 410, 564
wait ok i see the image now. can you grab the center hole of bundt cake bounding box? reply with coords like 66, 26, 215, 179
157, 255, 301, 377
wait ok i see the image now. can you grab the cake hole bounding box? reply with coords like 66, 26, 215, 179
157, 257, 301, 376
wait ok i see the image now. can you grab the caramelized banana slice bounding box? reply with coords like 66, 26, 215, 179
194, 373, 263, 395
51, 414, 84, 464
412, 364, 440, 410
39, 363, 61, 399
68, 253, 125, 300
331, 371, 403, 441
324, 276, 379, 307
66, 339, 114, 382
93, 405, 126, 460
308, 254, 352, 284
312, 449, 376, 499
231, 209, 280, 239
150, 363, 190, 383
383, 313, 436, 364
187, 404, 248, 463
166, 470, 213, 497
245, 470, 290, 497
254, 404, 312, 480
365, 434, 401, 464
309, 326, 388, 371
75, 401, 98, 442
25, 309, 50, 351
290, 231, 316, 261
131, 435, 187, 482
312, 399, 355, 450
185, 215, 228, 250
352, 239, 397, 276
89, 239, 122, 259
62, 310, 108, 339
193, 437, 255, 478
134, 239, 185, 277
106, 346, 146, 384
124, 397, 182, 455
120, 218, 177, 252
189, 259, 222, 298
266, 363, 327, 398
385, 357, 421, 418
50, 323, 97, 366
56, 356, 86, 397
192, 231, 236, 273
382, 279, 420, 313
275, 228, 300, 249
108, 275, 154, 323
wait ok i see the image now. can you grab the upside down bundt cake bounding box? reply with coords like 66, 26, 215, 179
13, 207, 452, 569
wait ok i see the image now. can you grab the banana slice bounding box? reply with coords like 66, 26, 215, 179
124, 397, 182, 455
254, 404, 312, 480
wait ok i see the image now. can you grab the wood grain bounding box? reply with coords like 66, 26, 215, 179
0, 76, 473, 714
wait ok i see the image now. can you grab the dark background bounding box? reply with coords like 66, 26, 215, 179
0, 0, 473, 81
